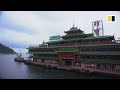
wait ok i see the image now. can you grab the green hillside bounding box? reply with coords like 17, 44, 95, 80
0, 43, 16, 54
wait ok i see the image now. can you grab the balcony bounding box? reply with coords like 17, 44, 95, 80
77, 52, 120, 55
28, 52, 57, 54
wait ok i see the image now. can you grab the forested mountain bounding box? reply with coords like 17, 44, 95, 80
0, 43, 16, 54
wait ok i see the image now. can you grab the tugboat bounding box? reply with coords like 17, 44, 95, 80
14, 52, 26, 62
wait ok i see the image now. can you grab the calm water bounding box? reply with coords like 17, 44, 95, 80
0, 54, 119, 79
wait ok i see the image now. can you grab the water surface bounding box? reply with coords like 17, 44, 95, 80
0, 54, 118, 79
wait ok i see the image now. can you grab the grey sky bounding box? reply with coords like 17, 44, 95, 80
0, 11, 120, 53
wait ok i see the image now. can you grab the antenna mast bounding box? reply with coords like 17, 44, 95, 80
92, 20, 104, 36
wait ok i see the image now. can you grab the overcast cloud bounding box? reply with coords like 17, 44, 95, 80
0, 11, 120, 53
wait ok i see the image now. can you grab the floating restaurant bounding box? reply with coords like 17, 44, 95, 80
26, 20, 120, 76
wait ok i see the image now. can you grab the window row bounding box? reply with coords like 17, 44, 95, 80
79, 48, 120, 52
76, 55, 120, 60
